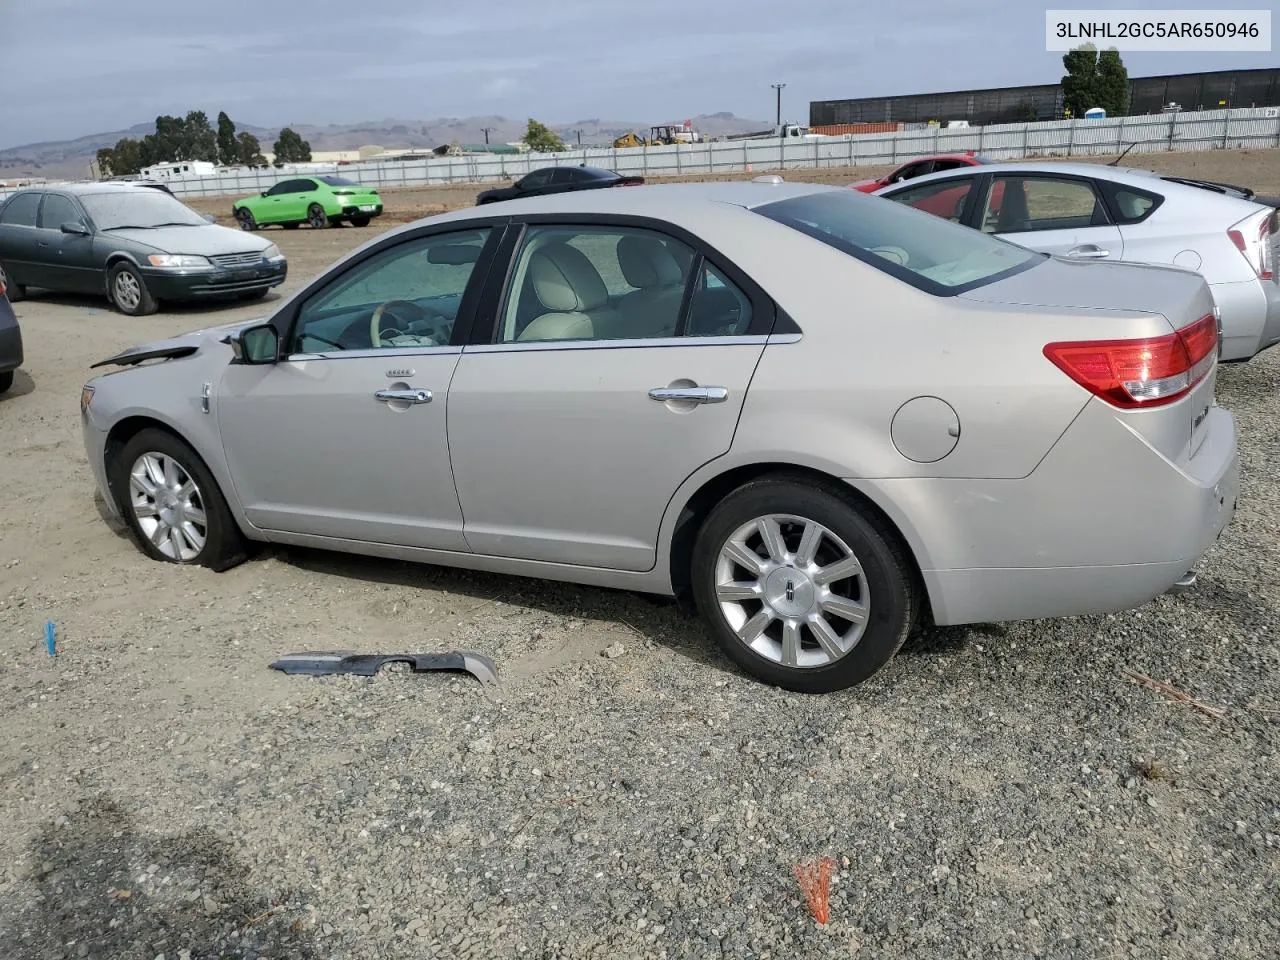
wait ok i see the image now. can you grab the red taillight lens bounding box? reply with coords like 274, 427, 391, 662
1043, 313, 1217, 409
1228, 211, 1275, 281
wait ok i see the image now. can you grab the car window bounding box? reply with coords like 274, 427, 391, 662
0, 192, 41, 227
497, 225, 701, 343
550, 168, 576, 185
79, 191, 207, 229
39, 194, 83, 229
520, 169, 553, 189
1110, 187, 1160, 224
981, 176, 1105, 234
265, 182, 291, 197
685, 262, 752, 337
932, 159, 969, 172
295, 179, 317, 192
889, 161, 929, 184
291, 228, 491, 353
755, 190, 1042, 295
884, 178, 976, 223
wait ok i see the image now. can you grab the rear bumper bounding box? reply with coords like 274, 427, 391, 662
1213, 277, 1280, 360
851, 402, 1239, 626
140, 260, 287, 300
340, 204, 383, 218
1258, 278, 1280, 355
0, 299, 21, 372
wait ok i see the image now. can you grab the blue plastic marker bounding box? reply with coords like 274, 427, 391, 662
45, 620, 56, 657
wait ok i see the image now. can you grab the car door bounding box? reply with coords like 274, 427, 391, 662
446, 220, 773, 571
0, 191, 45, 287
979, 173, 1124, 261
285, 179, 318, 221
518, 169, 554, 197
259, 181, 295, 224
35, 192, 99, 293
216, 225, 503, 549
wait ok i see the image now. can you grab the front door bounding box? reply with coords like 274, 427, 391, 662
35, 193, 99, 293
447, 222, 770, 571
217, 226, 499, 550
981, 174, 1124, 261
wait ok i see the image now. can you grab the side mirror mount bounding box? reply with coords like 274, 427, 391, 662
261, 191, 268, 197
223, 323, 279, 364
61, 221, 90, 236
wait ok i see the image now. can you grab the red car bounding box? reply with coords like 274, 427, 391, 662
850, 152, 992, 193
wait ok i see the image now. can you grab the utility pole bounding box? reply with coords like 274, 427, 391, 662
771, 82, 786, 127
574, 129, 583, 146
481, 126, 494, 145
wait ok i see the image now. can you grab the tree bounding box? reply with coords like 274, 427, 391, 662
522, 119, 566, 153
1095, 48, 1130, 116
236, 131, 266, 166
1060, 43, 1099, 118
273, 127, 312, 163
216, 112, 238, 166
96, 137, 147, 177
1013, 100, 1038, 123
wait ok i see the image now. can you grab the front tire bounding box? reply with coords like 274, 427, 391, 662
0, 262, 24, 302
107, 262, 157, 316
235, 208, 258, 231
691, 477, 918, 693
0, 370, 13, 394
109, 428, 247, 571
307, 204, 328, 229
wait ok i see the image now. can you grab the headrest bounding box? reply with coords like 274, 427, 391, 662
529, 243, 609, 312
617, 234, 684, 289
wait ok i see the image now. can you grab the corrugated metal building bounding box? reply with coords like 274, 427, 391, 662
811, 68, 1280, 127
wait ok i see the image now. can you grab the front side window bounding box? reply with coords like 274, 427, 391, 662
756, 190, 1041, 295
0, 192, 41, 227
980, 176, 1106, 234
291, 228, 491, 353
39, 195, 84, 230
885, 177, 976, 223
519, 169, 553, 190
889, 161, 930, 184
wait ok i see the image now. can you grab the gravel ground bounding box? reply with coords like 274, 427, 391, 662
1, 150, 1278, 960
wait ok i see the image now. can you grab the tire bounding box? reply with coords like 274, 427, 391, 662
0, 370, 13, 394
235, 208, 257, 231
107, 262, 157, 316
0, 262, 24, 302
690, 476, 918, 693
351, 215, 371, 227
307, 204, 328, 229
109, 428, 248, 571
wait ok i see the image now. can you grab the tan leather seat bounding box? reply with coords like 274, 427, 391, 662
616, 235, 687, 338
517, 243, 624, 342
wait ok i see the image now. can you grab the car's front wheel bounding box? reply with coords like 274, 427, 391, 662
109, 428, 247, 571
235, 208, 257, 231
691, 476, 918, 693
0, 371, 13, 394
107, 262, 157, 316
307, 204, 328, 229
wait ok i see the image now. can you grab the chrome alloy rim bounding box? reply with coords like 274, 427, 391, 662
714, 514, 869, 668
128, 452, 208, 561
113, 271, 142, 310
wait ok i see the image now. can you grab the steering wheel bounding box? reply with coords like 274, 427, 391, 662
870, 245, 910, 267
369, 300, 448, 348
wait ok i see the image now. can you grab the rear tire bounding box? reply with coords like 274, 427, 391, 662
0, 370, 13, 394
109, 428, 248, 571
235, 208, 257, 231
690, 476, 917, 693
107, 262, 157, 316
351, 215, 371, 227
307, 204, 328, 229
0, 262, 24, 302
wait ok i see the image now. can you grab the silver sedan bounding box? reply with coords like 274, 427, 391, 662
80, 181, 1239, 692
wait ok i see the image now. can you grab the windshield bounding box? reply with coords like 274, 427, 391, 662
80, 190, 208, 230
754, 190, 1042, 294
320, 175, 359, 187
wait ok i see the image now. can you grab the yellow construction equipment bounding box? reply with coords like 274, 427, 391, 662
612, 131, 648, 149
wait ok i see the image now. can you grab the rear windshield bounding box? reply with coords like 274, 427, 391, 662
754, 190, 1042, 295
320, 176, 359, 187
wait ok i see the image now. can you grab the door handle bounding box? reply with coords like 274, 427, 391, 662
1066, 245, 1109, 260
375, 388, 432, 404
648, 386, 728, 404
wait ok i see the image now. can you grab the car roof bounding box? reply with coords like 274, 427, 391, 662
5, 182, 172, 197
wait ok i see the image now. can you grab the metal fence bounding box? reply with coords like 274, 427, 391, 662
3, 106, 1278, 204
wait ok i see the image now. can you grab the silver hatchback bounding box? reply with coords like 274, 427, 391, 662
80, 182, 1238, 692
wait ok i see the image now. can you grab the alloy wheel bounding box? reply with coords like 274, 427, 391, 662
128, 452, 208, 561
113, 271, 142, 311
713, 513, 869, 668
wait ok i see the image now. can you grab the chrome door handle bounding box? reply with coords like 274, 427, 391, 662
648, 386, 728, 404
375, 388, 432, 404
1066, 245, 1110, 260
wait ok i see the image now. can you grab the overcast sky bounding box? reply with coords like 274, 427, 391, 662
1, 0, 1275, 148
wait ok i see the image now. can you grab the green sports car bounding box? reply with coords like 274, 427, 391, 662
232, 175, 384, 231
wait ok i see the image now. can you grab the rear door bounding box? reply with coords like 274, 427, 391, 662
0, 192, 46, 287
980, 173, 1124, 261
446, 219, 775, 571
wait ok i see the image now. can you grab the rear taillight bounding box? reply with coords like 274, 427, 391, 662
1227, 209, 1275, 280
1043, 313, 1217, 409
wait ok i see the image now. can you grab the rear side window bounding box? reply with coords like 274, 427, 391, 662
1101, 183, 1165, 225
755, 190, 1041, 296
0, 192, 41, 226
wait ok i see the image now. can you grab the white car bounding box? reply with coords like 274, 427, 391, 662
875, 161, 1279, 361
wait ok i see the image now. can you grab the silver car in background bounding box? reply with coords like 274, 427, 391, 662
875, 161, 1280, 361
79, 182, 1238, 693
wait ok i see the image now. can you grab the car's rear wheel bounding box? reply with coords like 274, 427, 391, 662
108, 262, 157, 316
0, 262, 24, 302
691, 477, 917, 693
351, 215, 371, 227
307, 204, 328, 229
235, 208, 257, 231
0, 371, 13, 394
110, 428, 247, 571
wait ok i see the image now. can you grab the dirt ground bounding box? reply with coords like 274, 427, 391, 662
1, 149, 1278, 960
